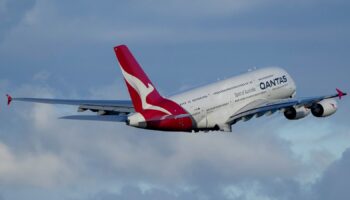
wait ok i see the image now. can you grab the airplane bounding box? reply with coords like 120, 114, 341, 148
6, 45, 347, 132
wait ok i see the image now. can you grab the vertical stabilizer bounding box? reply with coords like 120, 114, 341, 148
114, 45, 165, 113
114, 45, 193, 132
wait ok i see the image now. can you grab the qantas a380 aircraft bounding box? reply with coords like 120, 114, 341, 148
7, 45, 347, 132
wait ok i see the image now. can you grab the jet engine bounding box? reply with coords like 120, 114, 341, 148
311, 99, 338, 117
284, 106, 310, 120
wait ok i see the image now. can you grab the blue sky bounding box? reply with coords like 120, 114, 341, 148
0, 0, 349, 199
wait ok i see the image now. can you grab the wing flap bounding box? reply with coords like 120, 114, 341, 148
78, 105, 134, 113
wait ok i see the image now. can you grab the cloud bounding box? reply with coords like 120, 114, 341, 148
0, 0, 36, 42
89, 185, 211, 200
133, 0, 270, 18
2, 0, 347, 59
311, 148, 350, 200
88, 148, 346, 200
0, 142, 73, 187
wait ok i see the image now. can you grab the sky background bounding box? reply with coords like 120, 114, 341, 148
0, 0, 350, 199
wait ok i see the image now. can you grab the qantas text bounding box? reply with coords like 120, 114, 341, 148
260, 75, 288, 90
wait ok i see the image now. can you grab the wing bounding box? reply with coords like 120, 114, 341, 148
227, 89, 347, 124
7, 95, 134, 121
60, 115, 128, 122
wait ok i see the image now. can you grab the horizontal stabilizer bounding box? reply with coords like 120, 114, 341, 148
7, 96, 134, 114
60, 115, 128, 122
11, 97, 133, 107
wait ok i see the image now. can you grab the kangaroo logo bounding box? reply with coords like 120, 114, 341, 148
120, 66, 172, 115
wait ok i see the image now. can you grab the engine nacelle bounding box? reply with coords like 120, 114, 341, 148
311, 99, 338, 117
284, 106, 310, 120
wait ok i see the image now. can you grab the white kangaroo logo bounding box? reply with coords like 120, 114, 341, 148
120, 66, 171, 115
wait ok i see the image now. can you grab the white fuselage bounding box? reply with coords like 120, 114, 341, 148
170, 67, 296, 130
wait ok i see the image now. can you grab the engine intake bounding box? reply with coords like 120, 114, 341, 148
311, 99, 338, 117
284, 106, 310, 120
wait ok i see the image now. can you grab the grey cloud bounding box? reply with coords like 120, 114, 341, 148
311, 148, 350, 200
1, 0, 349, 91
89, 185, 218, 200
2, 0, 348, 55
0, 0, 36, 43
101, 148, 350, 200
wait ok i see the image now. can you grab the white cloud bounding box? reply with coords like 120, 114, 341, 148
32, 104, 57, 130
0, 142, 73, 187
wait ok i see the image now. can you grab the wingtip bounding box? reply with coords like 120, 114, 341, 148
6, 94, 12, 106
336, 88, 347, 100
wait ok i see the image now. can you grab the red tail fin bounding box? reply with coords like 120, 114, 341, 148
114, 45, 193, 131
114, 45, 166, 113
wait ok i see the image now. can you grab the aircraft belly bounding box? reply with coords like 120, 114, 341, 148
206, 106, 232, 128
194, 111, 207, 129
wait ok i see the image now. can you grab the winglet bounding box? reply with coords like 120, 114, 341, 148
336, 88, 347, 100
6, 94, 12, 106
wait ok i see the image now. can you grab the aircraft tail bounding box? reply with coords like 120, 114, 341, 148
114, 45, 166, 114
114, 45, 193, 132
